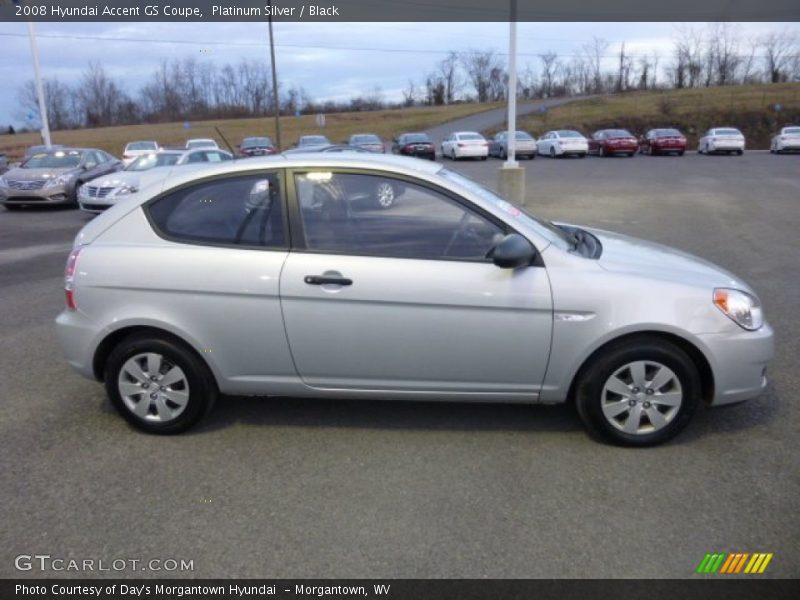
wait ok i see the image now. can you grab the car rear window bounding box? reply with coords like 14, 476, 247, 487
352, 135, 381, 143
126, 142, 158, 151
716, 129, 742, 136
556, 130, 583, 138
147, 173, 285, 248
458, 134, 484, 141
783, 127, 800, 135
403, 134, 430, 143
653, 129, 682, 137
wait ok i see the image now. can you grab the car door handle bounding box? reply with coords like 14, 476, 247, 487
304, 275, 353, 286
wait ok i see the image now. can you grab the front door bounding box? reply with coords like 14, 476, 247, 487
279, 169, 553, 399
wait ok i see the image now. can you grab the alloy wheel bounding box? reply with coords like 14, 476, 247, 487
600, 360, 683, 435
117, 352, 190, 423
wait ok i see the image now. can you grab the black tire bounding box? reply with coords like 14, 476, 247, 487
599, 146, 606, 157
677, 150, 685, 156
480, 156, 487, 161
627, 152, 635, 157
3, 204, 23, 211
550, 147, 556, 159
105, 333, 217, 434
736, 149, 744, 156
574, 336, 701, 447
500, 148, 507, 160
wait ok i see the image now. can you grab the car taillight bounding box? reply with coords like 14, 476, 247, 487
65, 247, 82, 310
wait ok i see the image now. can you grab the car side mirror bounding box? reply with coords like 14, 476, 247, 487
487, 233, 536, 269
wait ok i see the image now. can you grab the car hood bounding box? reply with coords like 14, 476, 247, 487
585, 226, 752, 292
4, 167, 78, 181
89, 171, 140, 188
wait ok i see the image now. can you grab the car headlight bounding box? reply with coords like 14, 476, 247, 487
44, 174, 71, 188
713, 288, 764, 331
112, 184, 138, 196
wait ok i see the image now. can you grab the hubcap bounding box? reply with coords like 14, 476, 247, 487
376, 183, 395, 208
118, 352, 189, 422
600, 360, 682, 435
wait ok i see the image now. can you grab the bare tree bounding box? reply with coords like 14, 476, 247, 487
761, 30, 797, 83
461, 50, 504, 103
539, 51, 559, 97
401, 79, 417, 107
438, 51, 462, 103
583, 37, 609, 93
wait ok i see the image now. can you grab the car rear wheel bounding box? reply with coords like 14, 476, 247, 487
105, 333, 217, 434
574, 336, 700, 447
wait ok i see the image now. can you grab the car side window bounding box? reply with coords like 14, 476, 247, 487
294, 172, 505, 261
186, 152, 207, 163
147, 173, 286, 248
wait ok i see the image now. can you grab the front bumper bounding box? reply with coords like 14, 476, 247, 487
699, 322, 774, 406
0, 184, 73, 205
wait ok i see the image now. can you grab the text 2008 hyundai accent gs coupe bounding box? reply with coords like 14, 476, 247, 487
55, 154, 773, 446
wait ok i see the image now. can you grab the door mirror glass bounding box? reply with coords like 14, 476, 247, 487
488, 233, 536, 269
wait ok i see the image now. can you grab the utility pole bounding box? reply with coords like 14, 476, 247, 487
267, 1, 282, 150
497, 0, 525, 206
27, 21, 51, 147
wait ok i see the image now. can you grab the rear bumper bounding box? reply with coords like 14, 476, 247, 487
55, 309, 100, 380
699, 322, 774, 406
455, 146, 489, 157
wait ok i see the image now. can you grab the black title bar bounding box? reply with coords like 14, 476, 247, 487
1, 0, 799, 22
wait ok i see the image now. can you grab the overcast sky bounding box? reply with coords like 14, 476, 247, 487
0, 21, 797, 126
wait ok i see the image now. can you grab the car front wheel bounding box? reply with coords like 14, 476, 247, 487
105, 333, 217, 434
574, 336, 700, 446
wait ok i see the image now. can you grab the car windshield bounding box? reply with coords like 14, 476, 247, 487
126, 153, 181, 171
458, 133, 484, 141
242, 137, 272, 147
783, 127, 800, 134
439, 168, 573, 247
605, 129, 633, 137
300, 136, 329, 145
403, 134, 430, 143
716, 129, 741, 136
126, 142, 158, 151
352, 135, 381, 143
556, 130, 583, 138
654, 129, 682, 137
22, 151, 82, 169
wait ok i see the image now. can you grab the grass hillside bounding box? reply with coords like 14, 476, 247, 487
0, 102, 503, 162
515, 83, 800, 149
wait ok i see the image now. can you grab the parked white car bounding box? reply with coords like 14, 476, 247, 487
698, 128, 745, 155
537, 130, 589, 158
121, 141, 159, 166
186, 138, 219, 150
770, 126, 800, 154
78, 148, 233, 213
441, 132, 489, 160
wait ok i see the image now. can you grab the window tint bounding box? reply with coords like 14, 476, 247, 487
295, 172, 505, 260
147, 174, 285, 248
186, 152, 207, 164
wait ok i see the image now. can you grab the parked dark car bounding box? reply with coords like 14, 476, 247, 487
488, 131, 537, 160
24, 144, 64, 158
0, 147, 122, 210
392, 133, 436, 160
348, 133, 385, 153
639, 128, 687, 156
297, 135, 332, 148
589, 129, 638, 157
238, 136, 278, 157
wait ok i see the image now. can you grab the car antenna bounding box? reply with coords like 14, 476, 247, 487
214, 126, 237, 157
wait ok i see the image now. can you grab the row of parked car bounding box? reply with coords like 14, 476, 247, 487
1, 124, 798, 213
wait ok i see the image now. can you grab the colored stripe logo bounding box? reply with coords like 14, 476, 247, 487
696, 553, 773, 574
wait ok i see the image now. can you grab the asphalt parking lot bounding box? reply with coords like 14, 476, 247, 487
1, 150, 798, 579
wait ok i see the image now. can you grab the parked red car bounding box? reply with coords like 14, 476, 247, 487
589, 129, 638, 157
639, 128, 687, 156
238, 137, 278, 157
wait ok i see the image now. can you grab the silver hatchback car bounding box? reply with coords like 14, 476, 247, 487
55, 155, 773, 445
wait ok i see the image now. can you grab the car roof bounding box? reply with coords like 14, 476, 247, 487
454, 131, 482, 135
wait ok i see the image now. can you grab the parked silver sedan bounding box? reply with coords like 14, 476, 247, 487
55, 154, 773, 445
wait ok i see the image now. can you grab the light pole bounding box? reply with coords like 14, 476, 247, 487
26, 20, 51, 147
267, 1, 282, 150
497, 0, 525, 206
